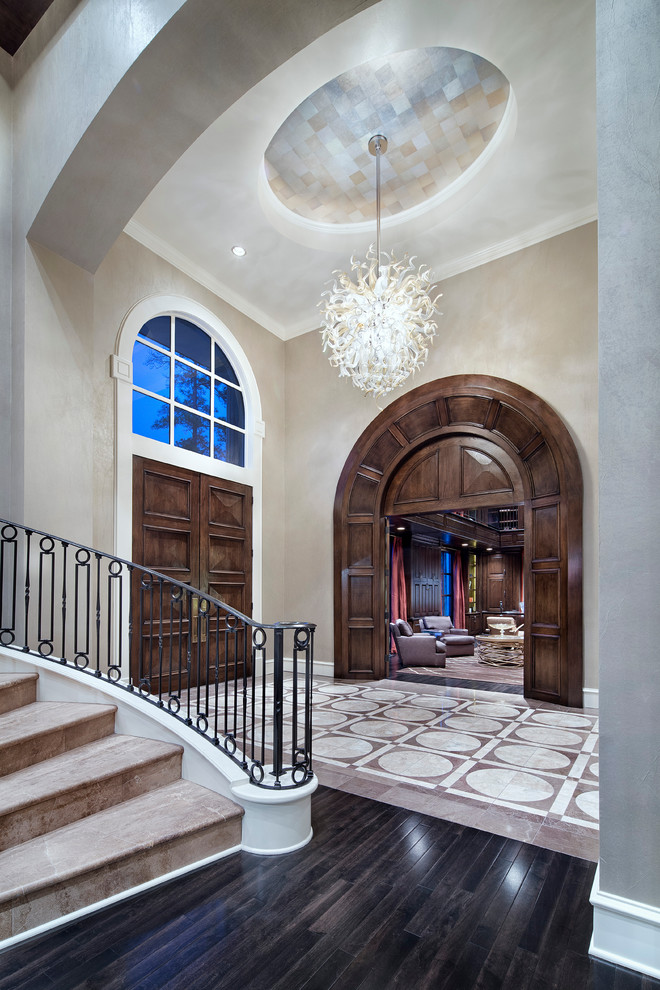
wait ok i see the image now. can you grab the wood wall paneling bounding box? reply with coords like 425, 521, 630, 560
347, 523, 374, 568
533, 503, 561, 559
446, 395, 491, 426
397, 450, 441, 505
461, 447, 512, 497
532, 569, 561, 627
529, 635, 561, 698
349, 474, 379, 515
348, 626, 376, 675
333, 376, 583, 706
409, 542, 443, 618
526, 442, 560, 497
492, 402, 539, 451
348, 575, 374, 620
364, 430, 404, 474
396, 401, 440, 441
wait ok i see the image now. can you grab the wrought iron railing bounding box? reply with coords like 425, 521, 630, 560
0, 520, 315, 789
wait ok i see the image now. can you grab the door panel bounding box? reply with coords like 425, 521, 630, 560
132, 457, 252, 693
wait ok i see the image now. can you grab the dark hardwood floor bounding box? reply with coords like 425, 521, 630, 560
1, 787, 656, 990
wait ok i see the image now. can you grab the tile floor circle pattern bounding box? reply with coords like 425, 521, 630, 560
296, 693, 333, 705
575, 790, 599, 819
417, 730, 482, 754
378, 750, 452, 779
530, 712, 593, 729
330, 699, 380, 713
515, 725, 583, 747
492, 743, 571, 771
466, 703, 521, 719
311, 710, 348, 727
381, 706, 436, 722
313, 734, 373, 759
589, 762, 599, 777
360, 689, 407, 701
319, 684, 360, 694
412, 697, 461, 710
467, 768, 555, 803
443, 715, 503, 734
348, 718, 410, 739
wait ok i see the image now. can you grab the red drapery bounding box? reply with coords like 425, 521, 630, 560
453, 553, 465, 629
391, 537, 407, 621
390, 537, 407, 652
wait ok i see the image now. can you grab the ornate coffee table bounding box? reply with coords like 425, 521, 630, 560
475, 633, 524, 667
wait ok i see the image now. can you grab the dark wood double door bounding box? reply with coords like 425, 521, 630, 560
132, 456, 252, 693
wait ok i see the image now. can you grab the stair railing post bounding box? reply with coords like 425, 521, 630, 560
272, 626, 284, 786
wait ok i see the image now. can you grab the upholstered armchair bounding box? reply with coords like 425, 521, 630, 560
420, 616, 469, 636
390, 620, 446, 667
419, 616, 475, 658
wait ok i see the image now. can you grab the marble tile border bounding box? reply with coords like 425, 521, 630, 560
305, 675, 599, 862
201, 673, 599, 861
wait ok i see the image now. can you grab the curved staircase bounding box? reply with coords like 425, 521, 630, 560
0, 671, 244, 942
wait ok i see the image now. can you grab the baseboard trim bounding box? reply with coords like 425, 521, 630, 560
583, 687, 599, 709
590, 865, 660, 979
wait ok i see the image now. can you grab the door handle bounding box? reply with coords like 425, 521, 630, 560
191, 595, 208, 644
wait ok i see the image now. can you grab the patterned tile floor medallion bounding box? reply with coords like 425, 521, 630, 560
286, 676, 599, 862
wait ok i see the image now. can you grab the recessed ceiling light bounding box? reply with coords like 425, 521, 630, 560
231, 245, 246, 257
396, 526, 406, 531
486, 547, 493, 551
461, 543, 468, 547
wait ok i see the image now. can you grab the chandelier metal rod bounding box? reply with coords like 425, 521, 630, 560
375, 139, 381, 268
369, 133, 387, 272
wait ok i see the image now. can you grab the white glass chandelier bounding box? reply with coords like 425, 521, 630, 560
319, 135, 441, 399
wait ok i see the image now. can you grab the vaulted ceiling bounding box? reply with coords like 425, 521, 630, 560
128, 0, 596, 339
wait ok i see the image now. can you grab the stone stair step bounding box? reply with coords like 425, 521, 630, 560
0, 673, 38, 715
0, 701, 117, 777
0, 779, 244, 939
0, 734, 184, 851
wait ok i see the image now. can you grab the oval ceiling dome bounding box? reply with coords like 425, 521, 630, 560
264, 47, 510, 226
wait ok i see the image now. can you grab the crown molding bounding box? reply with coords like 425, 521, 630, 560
123, 220, 288, 340
126, 206, 597, 343
432, 205, 598, 283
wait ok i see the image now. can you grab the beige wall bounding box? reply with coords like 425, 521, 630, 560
285, 222, 599, 690
22, 234, 287, 624
20, 223, 597, 688
0, 71, 12, 515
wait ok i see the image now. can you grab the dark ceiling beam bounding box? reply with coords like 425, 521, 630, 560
0, 0, 57, 56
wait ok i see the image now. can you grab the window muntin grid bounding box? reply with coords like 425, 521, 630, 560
132, 315, 245, 467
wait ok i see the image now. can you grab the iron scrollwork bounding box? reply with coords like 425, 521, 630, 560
0, 517, 316, 791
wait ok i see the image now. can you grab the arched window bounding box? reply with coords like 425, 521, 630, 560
131, 315, 246, 467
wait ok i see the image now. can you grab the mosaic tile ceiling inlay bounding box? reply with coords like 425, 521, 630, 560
264, 47, 510, 224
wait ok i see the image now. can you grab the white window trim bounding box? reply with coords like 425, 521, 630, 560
112, 294, 264, 621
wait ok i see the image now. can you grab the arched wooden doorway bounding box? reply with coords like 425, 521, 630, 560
333, 375, 583, 707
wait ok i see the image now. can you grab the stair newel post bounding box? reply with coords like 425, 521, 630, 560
304, 625, 315, 777
272, 625, 284, 786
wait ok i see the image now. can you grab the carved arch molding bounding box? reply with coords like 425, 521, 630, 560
333, 375, 583, 707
